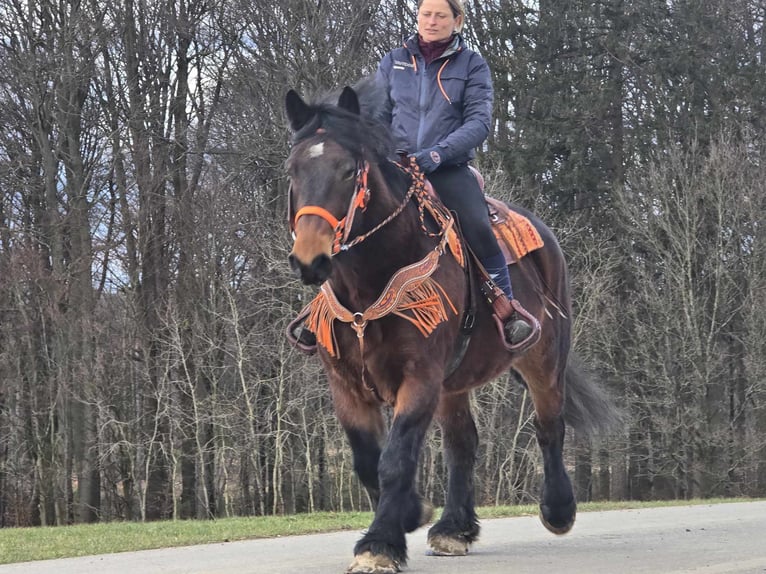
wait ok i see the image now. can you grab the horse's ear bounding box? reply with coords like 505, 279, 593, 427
337, 86, 360, 116
285, 89, 313, 132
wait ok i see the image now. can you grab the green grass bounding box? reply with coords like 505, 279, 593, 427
0, 498, 760, 565
0, 511, 374, 564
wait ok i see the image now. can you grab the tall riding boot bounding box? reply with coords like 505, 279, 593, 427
483, 253, 540, 352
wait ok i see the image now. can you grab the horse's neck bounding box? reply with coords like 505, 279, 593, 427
329, 171, 432, 307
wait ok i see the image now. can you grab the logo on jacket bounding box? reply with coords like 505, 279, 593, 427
392, 59, 415, 70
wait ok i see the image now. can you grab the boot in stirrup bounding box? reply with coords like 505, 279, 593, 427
286, 309, 318, 355
492, 298, 541, 354
505, 312, 534, 345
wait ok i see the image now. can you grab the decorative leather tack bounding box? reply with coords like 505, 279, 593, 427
306, 248, 457, 360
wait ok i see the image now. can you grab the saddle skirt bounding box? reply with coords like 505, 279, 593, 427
485, 196, 544, 264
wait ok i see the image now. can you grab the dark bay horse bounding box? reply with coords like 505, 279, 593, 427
285, 85, 618, 574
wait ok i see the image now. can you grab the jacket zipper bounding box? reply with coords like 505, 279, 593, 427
410, 38, 461, 150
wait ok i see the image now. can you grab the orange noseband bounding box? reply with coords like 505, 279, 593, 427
292, 160, 370, 254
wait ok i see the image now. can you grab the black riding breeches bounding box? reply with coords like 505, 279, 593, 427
426, 164, 502, 262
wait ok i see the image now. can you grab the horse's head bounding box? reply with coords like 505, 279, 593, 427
285, 86, 382, 285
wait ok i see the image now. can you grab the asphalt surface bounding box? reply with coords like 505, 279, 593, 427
2, 501, 766, 574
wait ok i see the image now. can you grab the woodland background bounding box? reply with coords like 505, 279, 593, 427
1, 0, 765, 527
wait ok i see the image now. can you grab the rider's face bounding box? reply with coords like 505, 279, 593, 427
417, 0, 462, 43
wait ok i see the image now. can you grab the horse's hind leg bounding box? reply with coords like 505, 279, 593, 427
427, 391, 480, 556
535, 409, 575, 534
517, 348, 576, 535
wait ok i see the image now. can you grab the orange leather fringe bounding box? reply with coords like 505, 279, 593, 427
305, 293, 338, 357
304, 277, 456, 358
391, 277, 457, 337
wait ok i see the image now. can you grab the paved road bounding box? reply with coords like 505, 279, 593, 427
3, 502, 766, 574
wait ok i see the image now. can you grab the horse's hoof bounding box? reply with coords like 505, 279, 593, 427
346, 551, 400, 574
426, 534, 469, 556
539, 508, 576, 535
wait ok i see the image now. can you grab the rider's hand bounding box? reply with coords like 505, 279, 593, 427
411, 147, 444, 174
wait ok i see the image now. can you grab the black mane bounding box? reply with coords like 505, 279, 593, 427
292, 77, 394, 163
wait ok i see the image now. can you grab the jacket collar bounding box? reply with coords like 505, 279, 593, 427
404, 33, 463, 61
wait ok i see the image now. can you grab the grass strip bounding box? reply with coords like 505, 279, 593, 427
0, 512, 374, 564
0, 498, 759, 565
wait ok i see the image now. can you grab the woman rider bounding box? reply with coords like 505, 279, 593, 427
290, 0, 537, 354
375, 0, 537, 351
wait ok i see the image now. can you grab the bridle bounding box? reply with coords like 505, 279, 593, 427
289, 149, 428, 255
290, 158, 371, 255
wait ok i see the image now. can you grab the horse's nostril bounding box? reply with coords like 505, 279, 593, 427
311, 254, 332, 283
289, 253, 332, 285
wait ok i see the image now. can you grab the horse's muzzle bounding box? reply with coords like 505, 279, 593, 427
289, 253, 332, 285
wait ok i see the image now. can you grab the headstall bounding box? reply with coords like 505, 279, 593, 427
291, 160, 371, 255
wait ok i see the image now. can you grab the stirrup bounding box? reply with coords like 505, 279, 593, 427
286, 309, 317, 355
492, 299, 541, 353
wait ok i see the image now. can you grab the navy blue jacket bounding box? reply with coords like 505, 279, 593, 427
375, 34, 493, 168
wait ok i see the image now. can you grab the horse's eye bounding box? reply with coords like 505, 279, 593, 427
342, 167, 355, 180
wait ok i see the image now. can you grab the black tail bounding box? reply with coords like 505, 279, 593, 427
562, 353, 622, 436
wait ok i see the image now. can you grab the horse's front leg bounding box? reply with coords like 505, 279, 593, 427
347, 379, 438, 574
331, 380, 385, 509
427, 391, 480, 556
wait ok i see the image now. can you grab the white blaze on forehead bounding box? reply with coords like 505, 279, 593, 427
308, 142, 324, 158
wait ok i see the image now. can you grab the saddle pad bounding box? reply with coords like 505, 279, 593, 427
486, 196, 544, 264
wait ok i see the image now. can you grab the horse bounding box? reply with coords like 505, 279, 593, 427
284, 83, 618, 574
